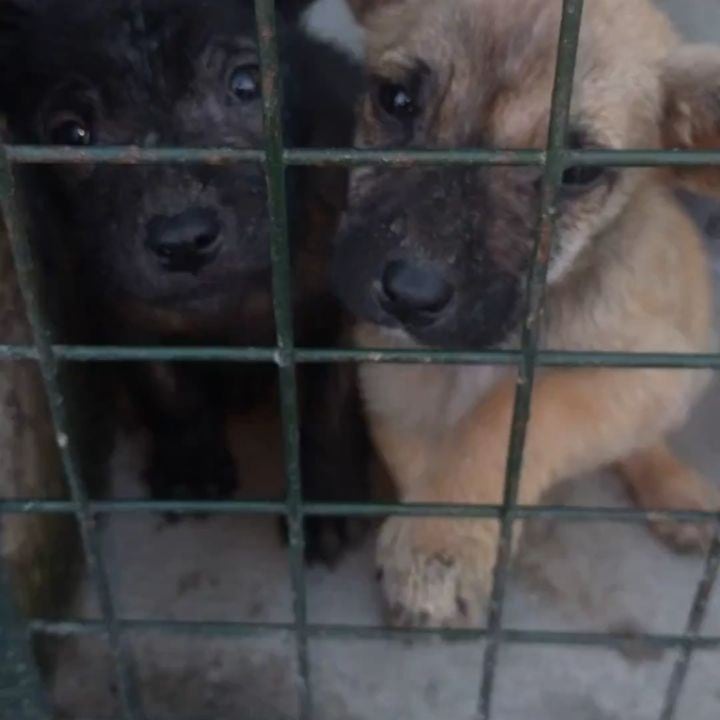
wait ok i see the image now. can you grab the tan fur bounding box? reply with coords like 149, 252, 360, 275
348, 0, 720, 627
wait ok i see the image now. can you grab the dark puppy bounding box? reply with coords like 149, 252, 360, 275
0, 0, 369, 563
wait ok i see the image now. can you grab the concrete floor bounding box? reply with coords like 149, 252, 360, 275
51, 2, 720, 719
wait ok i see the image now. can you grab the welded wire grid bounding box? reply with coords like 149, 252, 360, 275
0, 0, 719, 718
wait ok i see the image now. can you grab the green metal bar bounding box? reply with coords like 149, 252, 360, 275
297, 349, 720, 369
0, 499, 287, 516
0, 563, 51, 719
563, 149, 720, 167
658, 523, 720, 720
0, 345, 38, 360
24, 617, 720, 651
0, 499, 718, 526
479, 2, 585, 718
253, 0, 312, 716
8, 144, 720, 167
287, 148, 544, 166
0, 150, 144, 719
49, 346, 720, 369
55, 717, 233, 720
6, 344, 720, 370
58, 345, 278, 363
5, 146, 264, 165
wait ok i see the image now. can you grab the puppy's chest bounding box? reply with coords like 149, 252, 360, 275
359, 360, 507, 431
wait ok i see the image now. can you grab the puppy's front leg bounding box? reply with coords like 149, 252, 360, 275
375, 378, 512, 628
130, 362, 236, 504
377, 367, 711, 627
294, 361, 372, 566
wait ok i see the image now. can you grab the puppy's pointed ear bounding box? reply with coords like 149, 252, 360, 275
660, 45, 720, 197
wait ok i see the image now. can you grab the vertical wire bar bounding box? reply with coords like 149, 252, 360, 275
0, 561, 51, 719
477, 1, 585, 717
253, 1, 312, 717
658, 522, 720, 720
0, 152, 144, 720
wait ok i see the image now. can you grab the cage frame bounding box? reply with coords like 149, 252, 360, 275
0, 0, 719, 718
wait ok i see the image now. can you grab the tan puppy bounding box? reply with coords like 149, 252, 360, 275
331, 0, 720, 627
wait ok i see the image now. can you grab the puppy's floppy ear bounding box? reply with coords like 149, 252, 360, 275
0, 0, 35, 105
662, 45, 720, 150
345, 0, 401, 22
345, 0, 374, 20
660, 45, 720, 197
0, 0, 35, 50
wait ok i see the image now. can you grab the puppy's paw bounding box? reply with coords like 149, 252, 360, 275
376, 517, 498, 627
642, 472, 720, 553
305, 515, 369, 566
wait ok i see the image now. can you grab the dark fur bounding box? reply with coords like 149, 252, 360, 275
0, 0, 370, 562
335, 165, 535, 348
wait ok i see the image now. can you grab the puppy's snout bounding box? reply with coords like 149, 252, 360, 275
146, 207, 222, 273
379, 259, 454, 326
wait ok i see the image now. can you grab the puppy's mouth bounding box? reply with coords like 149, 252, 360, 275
150, 282, 245, 307
374, 292, 455, 336
374, 298, 517, 352
129, 264, 273, 309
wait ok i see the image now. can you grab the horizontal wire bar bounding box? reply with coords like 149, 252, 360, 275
61, 345, 277, 363
285, 148, 545, 166
564, 149, 720, 167
0, 498, 716, 525
0, 499, 286, 515
4, 145, 264, 165
26, 617, 720, 650
29, 618, 293, 638
3, 145, 543, 166
300, 349, 720, 368
6, 145, 720, 167
0, 344, 38, 360
3, 344, 720, 369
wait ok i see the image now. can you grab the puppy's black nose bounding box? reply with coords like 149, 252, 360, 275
380, 259, 454, 324
146, 207, 221, 273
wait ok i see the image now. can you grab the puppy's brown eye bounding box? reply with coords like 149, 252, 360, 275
47, 113, 93, 146
378, 82, 419, 119
230, 65, 261, 102
561, 165, 604, 188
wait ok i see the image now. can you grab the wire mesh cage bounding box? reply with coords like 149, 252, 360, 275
0, 0, 719, 718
